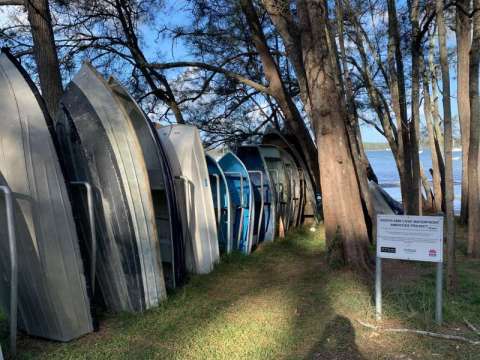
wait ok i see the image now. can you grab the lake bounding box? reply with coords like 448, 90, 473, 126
366, 149, 463, 213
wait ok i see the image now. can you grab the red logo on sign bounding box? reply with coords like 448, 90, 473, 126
429, 249, 437, 257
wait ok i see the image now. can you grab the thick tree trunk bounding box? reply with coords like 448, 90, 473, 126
422, 59, 442, 212
436, 0, 456, 291
262, 0, 371, 270
240, 0, 320, 187
336, 0, 376, 241
24, 0, 63, 118
468, 0, 480, 258
299, 0, 370, 270
456, 0, 471, 224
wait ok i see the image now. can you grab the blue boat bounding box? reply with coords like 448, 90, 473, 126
236, 146, 276, 243
205, 154, 233, 253
217, 151, 255, 254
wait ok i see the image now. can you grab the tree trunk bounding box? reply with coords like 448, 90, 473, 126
335, 0, 376, 241
456, 0, 471, 224
422, 58, 442, 212
299, 0, 370, 270
409, 0, 423, 215
387, 0, 415, 213
24, 0, 63, 118
436, 0, 456, 291
468, 0, 480, 258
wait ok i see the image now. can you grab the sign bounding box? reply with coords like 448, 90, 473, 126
377, 215, 443, 263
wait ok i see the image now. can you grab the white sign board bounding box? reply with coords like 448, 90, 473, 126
377, 215, 443, 263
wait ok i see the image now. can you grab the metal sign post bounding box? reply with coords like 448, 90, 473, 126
375, 215, 443, 325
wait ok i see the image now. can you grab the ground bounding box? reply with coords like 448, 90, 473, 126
3, 223, 480, 359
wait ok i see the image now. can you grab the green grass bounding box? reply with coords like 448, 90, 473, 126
6, 225, 480, 359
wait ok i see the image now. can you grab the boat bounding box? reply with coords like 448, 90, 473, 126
236, 145, 276, 243
262, 129, 318, 225
217, 151, 255, 253
258, 145, 293, 236
277, 148, 301, 229
56, 63, 167, 313
205, 154, 233, 253
0, 50, 93, 341
106, 77, 187, 289
156, 125, 219, 273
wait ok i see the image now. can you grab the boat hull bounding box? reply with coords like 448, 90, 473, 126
0, 52, 92, 341
56, 63, 166, 312
157, 125, 219, 274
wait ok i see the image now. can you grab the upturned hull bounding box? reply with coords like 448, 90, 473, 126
0, 52, 92, 341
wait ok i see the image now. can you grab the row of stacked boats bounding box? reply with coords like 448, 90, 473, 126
0, 49, 318, 343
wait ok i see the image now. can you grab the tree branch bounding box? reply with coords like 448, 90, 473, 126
357, 320, 480, 345
148, 61, 270, 94
0, 0, 23, 5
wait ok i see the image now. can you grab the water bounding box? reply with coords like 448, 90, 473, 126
366, 149, 463, 213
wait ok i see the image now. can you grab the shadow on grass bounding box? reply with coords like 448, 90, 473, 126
7, 226, 371, 359
307, 315, 365, 360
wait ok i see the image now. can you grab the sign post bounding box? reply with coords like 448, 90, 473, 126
375, 215, 444, 325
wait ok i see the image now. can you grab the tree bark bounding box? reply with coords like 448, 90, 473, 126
304, 0, 371, 269
262, 0, 371, 270
336, 0, 376, 241
24, 0, 63, 118
456, 0, 471, 224
386, 0, 414, 213
468, 0, 480, 258
409, 0, 423, 214
422, 58, 442, 212
436, 0, 457, 291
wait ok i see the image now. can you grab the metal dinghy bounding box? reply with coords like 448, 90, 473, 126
0, 52, 93, 341
206, 154, 233, 254
262, 130, 319, 225
258, 145, 289, 237
157, 125, 219, 274
236, 146, 276, 243
276, 148, 300, 230
106, 77, 187, 289
217, 151, 255, 254
56, 63, 166, 312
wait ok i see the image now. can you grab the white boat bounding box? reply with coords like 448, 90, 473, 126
157, 125, 219, 274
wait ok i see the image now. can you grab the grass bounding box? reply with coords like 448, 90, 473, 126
4, 223, 480, 359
